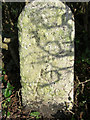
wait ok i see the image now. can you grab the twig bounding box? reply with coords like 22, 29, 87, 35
66, 110, 75, 115
0, 92, 15, 104
79, 79, 90, 85
76, 75, 90, 85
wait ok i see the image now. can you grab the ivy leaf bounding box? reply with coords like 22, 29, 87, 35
2, 110, 6, 117
30, 112, 40, 116
30, 112, 41, 119
7, 111, 10, 117
7, 82, 14, 90
4, 88, 12, 98
7, 98, 11, 102
2, 101, 8, 108
3, 70, 6, 75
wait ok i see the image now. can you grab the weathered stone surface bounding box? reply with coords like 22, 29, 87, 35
18, 0, 75, 117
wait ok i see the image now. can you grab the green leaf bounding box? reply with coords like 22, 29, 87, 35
2, 110, 6, 116
7, 98, 11, 102
4, 89, 12, 98
30, 112, 41, 119
36, 116, 40, 119
30, 112, 40, 116
2, 101, 8, 108
7, 82, 14, 90
7, 111, 10, 117
3, 70, 6, 75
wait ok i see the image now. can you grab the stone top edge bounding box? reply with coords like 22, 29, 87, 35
30, 0, 62, 2
25, 0, 65, 5
1, 0, 90, 2
24, 0, 68, 10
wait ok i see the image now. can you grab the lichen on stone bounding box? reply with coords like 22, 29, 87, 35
18, 0, 75, 118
